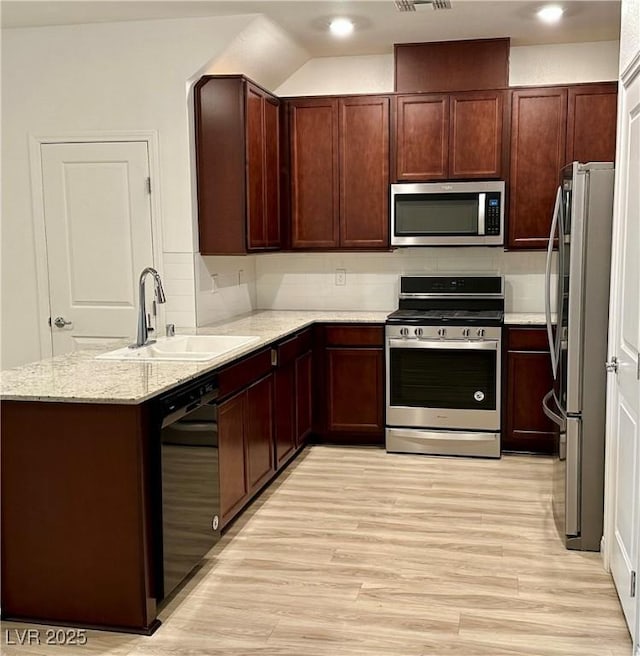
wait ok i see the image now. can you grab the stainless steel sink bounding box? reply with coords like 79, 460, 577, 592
96, 335, 261, 362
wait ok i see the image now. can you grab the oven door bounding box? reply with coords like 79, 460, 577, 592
386, 336, 501, 431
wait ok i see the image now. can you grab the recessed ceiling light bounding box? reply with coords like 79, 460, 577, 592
537, 5, 564, 23
329, 18, 354, 37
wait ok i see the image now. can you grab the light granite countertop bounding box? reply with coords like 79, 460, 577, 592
0, 311, 388, 405
503, 313, 548, 325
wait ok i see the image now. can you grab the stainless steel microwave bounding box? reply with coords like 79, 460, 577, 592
390, 181, 505, 247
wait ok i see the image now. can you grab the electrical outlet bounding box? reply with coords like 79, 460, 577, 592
238, 269, 245, 285
335, 268, 346, 286
210, 274, 218, 294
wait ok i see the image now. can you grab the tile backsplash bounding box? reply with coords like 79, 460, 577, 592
193, 248, 556, 326
255, 249, 555, 315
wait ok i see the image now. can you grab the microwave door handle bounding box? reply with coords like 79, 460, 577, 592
477, 193, 486, 235
545, 186, 561, 379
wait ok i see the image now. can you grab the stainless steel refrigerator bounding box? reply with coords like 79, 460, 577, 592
543, 161, 615, 551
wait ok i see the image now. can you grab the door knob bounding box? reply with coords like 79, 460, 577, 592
53, 316, 72, 328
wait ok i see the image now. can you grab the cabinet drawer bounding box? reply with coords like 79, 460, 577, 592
506, 327, 550, 351
324, 325, 384, 347
218, 348, 272, 398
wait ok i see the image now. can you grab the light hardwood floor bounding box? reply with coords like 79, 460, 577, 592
2, 446, 633, 656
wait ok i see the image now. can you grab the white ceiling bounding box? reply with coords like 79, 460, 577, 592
1, 1, 622, 57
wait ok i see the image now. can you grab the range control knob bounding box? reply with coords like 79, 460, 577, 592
400, 327, 409, 337
462, 328, 470, 338
477, 328, 485, 338
437, 328, 447, 338
415, 327, 424, 337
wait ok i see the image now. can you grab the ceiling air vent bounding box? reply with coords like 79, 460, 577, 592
394, 0, 451, 11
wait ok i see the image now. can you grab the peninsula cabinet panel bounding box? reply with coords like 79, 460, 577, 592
289, 98, 340, 248
566, 83, 618, 165
1, 401, 157, 633
508, 87, 567, 250
218, 391, 248, 526
394, 94, 449, 181
449, 91, 505, 179
503, 327, 555, 454
195, 75, 280, 254
339, 96, 390, 248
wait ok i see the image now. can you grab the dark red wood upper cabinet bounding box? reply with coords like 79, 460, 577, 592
566, 83, 618, 165
449, 91, 505, 179
194, 75, 280, 255
394, 91, 505, 181
263, 95, 281, 248
288, 95, 390, 250
394, 94, 449, 180
289, 98, 340, 248
508, 87, 568, 250
246, 84, 266, 249
339, 96, 390, 248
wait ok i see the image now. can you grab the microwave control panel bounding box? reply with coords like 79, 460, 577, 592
485, 194, 501, 235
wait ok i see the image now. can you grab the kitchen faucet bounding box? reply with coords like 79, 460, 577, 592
131, 267, 166, 348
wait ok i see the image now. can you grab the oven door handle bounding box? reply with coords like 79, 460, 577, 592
388, 339, 498, 351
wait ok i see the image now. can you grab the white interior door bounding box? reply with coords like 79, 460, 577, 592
41, 141, 155, 355
607, 61, 640, 644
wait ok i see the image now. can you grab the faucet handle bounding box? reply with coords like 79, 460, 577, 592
166, 323, 176, 337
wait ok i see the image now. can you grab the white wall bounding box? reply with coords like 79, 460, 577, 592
207, 15, 309, 91
1, 14, 310, 368
620, 0, 640, 73
1, 15, 253, 367
275, 40, 619, 96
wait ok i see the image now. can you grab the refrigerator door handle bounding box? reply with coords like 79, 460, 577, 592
545, 186, 562, 379
542, 389, 565, 428
565, 418, 581, 537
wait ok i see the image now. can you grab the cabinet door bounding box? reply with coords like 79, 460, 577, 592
246, 84, 266, 250
295, 350, 312, 447
566, 83, 618, 165
218, 391, 247, 526
508, 88, 567, 250
274, 364, 296, 468
504, 349, 555, 454
245, 374, 275, 493
450, 91, 504, 179
326, 348, 384, 433
394, 95, 449, 181
289, 98, 339, 248
264, 95, 281, 248
339, 96, 390, 248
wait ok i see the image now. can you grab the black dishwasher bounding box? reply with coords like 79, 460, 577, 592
154, 374, 220, 601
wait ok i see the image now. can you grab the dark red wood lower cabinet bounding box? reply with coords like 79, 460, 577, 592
218, 391, 248, 526
245, 375, 275, 494
274, 364, 296, 467
327, 348, 384, 433
503, 327, 555, 454
295, 350, 313, 447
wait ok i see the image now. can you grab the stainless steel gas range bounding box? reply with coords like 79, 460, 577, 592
386, 275, 504, 458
